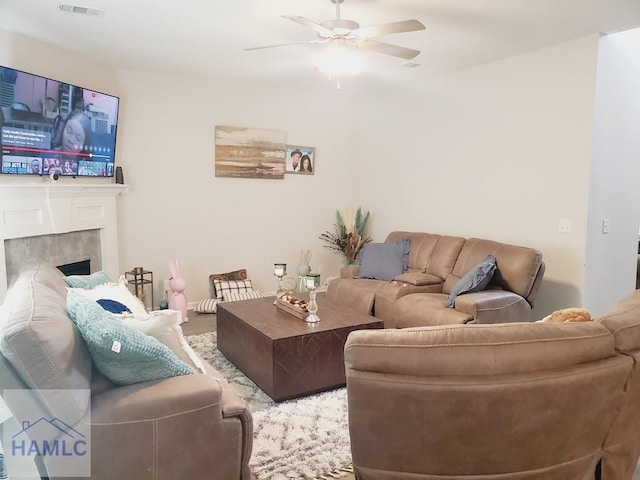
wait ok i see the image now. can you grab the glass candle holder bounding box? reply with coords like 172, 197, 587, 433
305, 273, 321, 323
274, 263, 287, 304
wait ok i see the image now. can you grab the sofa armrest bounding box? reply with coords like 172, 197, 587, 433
91, 373, 223, 421
454, 290, 533, 324
340, 265, 360, 278
88, 373, 253, 480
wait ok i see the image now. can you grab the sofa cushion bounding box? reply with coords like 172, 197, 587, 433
395, 293, 473, 327
72, 279, 148, 317
224, 290, 273, 302
120, 309, 206, 373
64, 270, 111, 289
67, 290, 194, 385
385, 232, 466, 280
209, 269, 248, 299
445, 238, 543, 302
326, 278, 377, 315
194, 298, 220, 314
357, 238, 410, 282
97, 299, 132, 314
394, 271, 444, 286
212, 279, 253, 302
445, 255, 496, 308
0, 263, 92, 421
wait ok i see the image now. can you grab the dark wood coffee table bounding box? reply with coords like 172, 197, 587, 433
216, 293, 383, 401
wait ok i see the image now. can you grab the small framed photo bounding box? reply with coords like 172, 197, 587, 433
285, 145, 315, 175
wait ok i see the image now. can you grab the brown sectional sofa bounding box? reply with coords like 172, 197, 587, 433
327, 231, 545, 328
344, 288, 640, 479
0, 263, 253, 479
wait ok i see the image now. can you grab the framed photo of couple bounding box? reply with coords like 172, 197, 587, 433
285, 145, 315, 175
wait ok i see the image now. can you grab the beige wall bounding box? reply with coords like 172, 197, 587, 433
113, 69, 359, 303
2, 28, 638, 317
0, 29, 118, 108
349, 35, 601, 317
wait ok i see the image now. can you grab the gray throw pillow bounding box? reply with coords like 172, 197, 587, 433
445, 254, 497, 308
357, 238, 410, 282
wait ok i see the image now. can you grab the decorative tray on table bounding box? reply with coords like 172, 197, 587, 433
276, 294, 309, 320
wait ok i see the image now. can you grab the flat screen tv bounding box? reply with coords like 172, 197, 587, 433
0, 66, 119, 177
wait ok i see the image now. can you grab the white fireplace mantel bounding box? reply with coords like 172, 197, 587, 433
0, 182, 128, 300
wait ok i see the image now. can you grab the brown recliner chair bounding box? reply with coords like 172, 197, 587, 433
0, 263, 253, 479
344, 322, 632, 480
596, 289, 640, 480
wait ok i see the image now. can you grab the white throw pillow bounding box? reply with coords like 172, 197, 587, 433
120, 310, 206, 374
72, 278, 148, 317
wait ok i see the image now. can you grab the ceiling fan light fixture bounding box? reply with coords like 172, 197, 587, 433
316, 45, 363, 77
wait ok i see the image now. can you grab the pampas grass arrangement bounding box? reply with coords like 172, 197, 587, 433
319, 207, 372, 264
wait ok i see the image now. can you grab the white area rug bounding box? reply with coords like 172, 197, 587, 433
186, 332, 353, 480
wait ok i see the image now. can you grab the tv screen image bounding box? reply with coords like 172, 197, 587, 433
0, 66, 119, 177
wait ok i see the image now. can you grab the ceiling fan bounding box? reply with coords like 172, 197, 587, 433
244, 0, 426, 60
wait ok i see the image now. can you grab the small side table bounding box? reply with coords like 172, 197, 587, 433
125, 267, 154, 311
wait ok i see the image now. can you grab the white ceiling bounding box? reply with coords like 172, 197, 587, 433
2, 0, 640, 85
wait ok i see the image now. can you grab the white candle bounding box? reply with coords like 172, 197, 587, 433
274, 264, 286, 276
306, 274, 320, 289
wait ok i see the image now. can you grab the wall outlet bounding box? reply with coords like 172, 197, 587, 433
602, 218, 610, 234
558, 219, 572, 234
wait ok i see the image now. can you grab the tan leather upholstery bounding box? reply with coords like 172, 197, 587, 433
0, 263, 253, 480
345, 321, 632, 479
325, 278, 378, 315
330, 231, 545, 328
596, 289, 640, 480
443, 238, 544, 304
385, 231, 466, 280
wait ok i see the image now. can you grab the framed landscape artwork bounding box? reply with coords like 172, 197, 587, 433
285, 145, 316, 175
215, 126, 286, 179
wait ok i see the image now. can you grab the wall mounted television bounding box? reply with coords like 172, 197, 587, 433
0, 66, 119, 177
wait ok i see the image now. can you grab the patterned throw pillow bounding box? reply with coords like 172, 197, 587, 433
71, 279, 148, 317
66, 291, 194, 385
209, 269, 248, 299
64, 270, 111, 289
212, 279, 253, 301
194, 298, 220, 314
224, 290, 274, 302
97, 299, 132, 314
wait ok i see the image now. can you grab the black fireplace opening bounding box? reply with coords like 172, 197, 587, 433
57, 260, 91, 276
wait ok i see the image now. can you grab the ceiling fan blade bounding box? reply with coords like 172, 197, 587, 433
355, 39, 420, 60
351, 19, 425, 39
282, 15, 335, 37
244, 40, 324, 51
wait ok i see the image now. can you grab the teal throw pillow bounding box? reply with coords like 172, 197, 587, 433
64, 271, 111, 289
66, 290, 194, 385
445, 255, 497, 308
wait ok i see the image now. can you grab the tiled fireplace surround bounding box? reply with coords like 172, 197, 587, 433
0, 183, 128, 300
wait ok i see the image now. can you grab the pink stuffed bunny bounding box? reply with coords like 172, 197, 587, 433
168, 260, 188, 324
